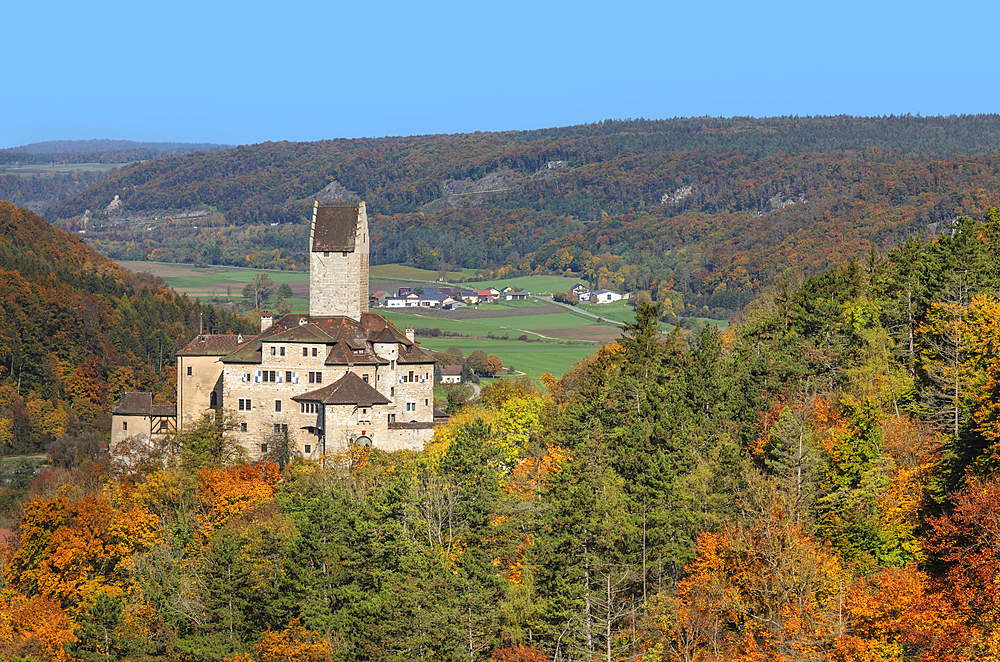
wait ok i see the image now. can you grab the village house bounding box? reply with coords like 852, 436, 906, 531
587, 289, 624, 303
440, 365, 462, 384
113, 202, 443, 460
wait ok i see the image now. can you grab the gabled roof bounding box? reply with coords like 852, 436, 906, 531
293, 372, 391, 407
398, 342, 435, 364
312, 205, 359, 252
113, 393, 177, 417
264, 324, 333, 343
113, 392, 152, 415
178, 334, 246, 356
325, 342, 386, 366
441, 365, 462, 376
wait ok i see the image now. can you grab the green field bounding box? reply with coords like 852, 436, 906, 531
369, 264, 468, 281
418, 338, 599, 380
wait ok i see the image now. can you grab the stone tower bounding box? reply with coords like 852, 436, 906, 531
309, 201, 369, 319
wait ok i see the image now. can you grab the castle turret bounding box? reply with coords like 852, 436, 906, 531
309, 201, 369, 319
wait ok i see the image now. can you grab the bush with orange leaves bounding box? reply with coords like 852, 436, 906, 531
491, 644, 551, 662
0, 593, 77, 662
223, 619, 332, 662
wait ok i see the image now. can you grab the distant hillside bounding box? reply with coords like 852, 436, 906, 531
0, 139, 234, 216
43, 115, 1000, 318
3, 139, 233, 155
0, 201, 254, 454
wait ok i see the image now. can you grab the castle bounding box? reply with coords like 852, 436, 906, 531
112, 202, 442, 458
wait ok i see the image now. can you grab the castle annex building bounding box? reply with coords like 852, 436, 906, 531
112, 202, 442, 459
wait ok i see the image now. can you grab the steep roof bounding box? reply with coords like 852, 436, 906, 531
113, 392, 152, 415
441, 365, 462, 376
325, 342, 386, 366
312, 205, 359, 252
398, 342, 435, 364
178, 334, 246, 356
264, 324, 333, 343
293, 371, 391, 407
113, 393, 177, 417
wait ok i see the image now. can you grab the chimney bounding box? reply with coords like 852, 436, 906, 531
260, 312, 273, 332
405, 325, 415, 343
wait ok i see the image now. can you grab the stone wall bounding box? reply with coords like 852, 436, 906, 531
177, 354, 224, 429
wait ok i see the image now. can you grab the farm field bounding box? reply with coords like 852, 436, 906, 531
380, 308, 622, 341
117, 261, 311, 312
369, 264, 469, 281
418, 338, 600, 380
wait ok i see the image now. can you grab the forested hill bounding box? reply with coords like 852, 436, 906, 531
38, 115, 1000, 318
0, 139, 233, 164
0, 202, 255, 454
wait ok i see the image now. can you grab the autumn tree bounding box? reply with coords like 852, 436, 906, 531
242, 273, 275, 310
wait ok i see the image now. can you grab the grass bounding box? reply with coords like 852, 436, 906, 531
370, 265, 467, 281
380, 308, 618, 340
418, 338, 599, 380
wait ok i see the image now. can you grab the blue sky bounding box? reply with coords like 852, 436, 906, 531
4, 0, 998, 148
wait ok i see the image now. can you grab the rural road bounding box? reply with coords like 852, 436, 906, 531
535, 296, 625, 326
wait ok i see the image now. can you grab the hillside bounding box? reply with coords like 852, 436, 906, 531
0, 202, 255, 454
19, 115, 1000, 318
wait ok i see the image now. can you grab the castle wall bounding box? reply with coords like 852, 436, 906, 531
177, 355, 224, 429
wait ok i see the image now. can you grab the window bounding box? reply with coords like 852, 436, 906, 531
245, 373, 251, 382
300, 402, 318, 414
324, 251, 329, 257
304, 444, 311, 454
262, 370, 277, 382
286, 371, 292, 383
261, 443, 268, 453
210, 391, 218, 407
280, 346, 285, 357
123, 421, 127, 431
388, 414, 396, 423
390, 360, 395, 369
303, 347, 308, 357
241, 422, 247, 432
308, 371, 323, 384
271, 346, 276, 356
274, 423, 288, 435
406, 402, 416, 411
390, 387, 395, 397
159, 420, 169, 431
275, 400, 282, 412
186, 366, 192, 376
408, 371, 414, 383
312, 347, 318, 357
425, 399, 429, 406
239, 398, 252, 411
362, 374, 369, 383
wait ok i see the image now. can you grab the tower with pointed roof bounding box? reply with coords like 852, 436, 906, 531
309, 201, 369, 320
